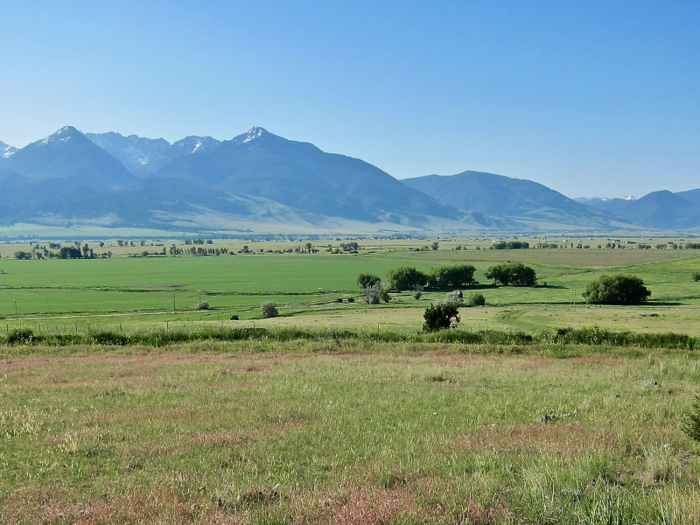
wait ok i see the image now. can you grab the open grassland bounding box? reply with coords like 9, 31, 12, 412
1, 341, 700, 523
1, 241, 700, 337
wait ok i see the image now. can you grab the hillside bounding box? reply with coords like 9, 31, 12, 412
151, 127, 473, 227
582, 191, 700, 229
402, 171, 627, 228
5, 126, 135, 191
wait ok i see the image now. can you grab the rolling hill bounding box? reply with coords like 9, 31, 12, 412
401, 171, 628, 228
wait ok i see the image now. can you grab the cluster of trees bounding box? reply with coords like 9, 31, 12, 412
168, 245, 230, 257
381, 264, 478, 291
184, 238, 214, 245
583, 275, 651, 304
14, 243, 111, 260
485, 263, 537, 287
493, 241, 529, 250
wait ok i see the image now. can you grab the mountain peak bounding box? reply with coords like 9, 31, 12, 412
0, 140, 16, 159
56, 125, 79, 136
242, 126, 268, 143
35, 125, 83, 147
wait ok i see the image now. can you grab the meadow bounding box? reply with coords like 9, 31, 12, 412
2, 237, 700, 523
1, 238, 699, 336
1, 341, 700, 523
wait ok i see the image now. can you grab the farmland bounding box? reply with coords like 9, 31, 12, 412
2, 237, 700, 523
0, 238, 699, 336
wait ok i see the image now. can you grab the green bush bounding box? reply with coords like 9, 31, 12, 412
90, 331, 130, 345
467, 292, 486, 306
422, 302, 460, 332
7, 328, 34, 344
693, 272, 700, 282
683, 394, 700, 441
260, 301, 279, 318
582, 275, 651, 305
195, 300, 210, 310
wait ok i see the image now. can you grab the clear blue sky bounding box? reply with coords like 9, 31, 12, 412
2, 1, 699, 198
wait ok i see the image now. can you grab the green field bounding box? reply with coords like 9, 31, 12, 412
1, 240, 700, 336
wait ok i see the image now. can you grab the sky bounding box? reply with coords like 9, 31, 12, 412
1, 0, 699, 198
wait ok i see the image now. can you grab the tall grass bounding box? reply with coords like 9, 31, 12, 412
2, 324, 698, 351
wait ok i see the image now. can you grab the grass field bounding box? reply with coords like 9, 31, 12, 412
1, 240, 700, 337
1, 341, 699, 523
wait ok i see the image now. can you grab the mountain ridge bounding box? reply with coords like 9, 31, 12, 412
401, 171, 629, 228
1, 125, 699, 233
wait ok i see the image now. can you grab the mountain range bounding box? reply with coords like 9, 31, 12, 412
0, 126, 698, 234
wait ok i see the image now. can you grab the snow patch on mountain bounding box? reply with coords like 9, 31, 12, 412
243, 127, 267, 143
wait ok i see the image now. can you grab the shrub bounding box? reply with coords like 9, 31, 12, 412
467, 292, 486, 306
7, 328, 34, 344
230, 314, 240, 320
357, 273, 381, 289
485, 262, 537, 287
336, 297, 343, 303
693, 272, 700, 282
195, 300, 210, 310
260, 301, 279, 318
347, 297, 355, 303
90, 331, 130, 345
423, 302, 460, 332
386, 267, 428, 291
583, 275, 651, 305
683, 395, 700, 441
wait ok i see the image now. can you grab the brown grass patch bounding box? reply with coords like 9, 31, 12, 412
455, 422, 610, 454
322, 487, 416, 525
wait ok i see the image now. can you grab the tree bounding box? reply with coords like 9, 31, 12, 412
59, 246, 82, 259
14, 251, 32, 260
431, 241, 440, 251
357, 273, 381, 289
260, 301, 279, 318
582, 275, 651, 305
485, 262, 537, 287
386, 266, 428, 291
428, 264, 476, 288
423, 302, 460, 332
361, 280, 389, 304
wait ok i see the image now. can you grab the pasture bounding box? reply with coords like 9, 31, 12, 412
1, 341, 700, 523
1, 239, 699, 336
